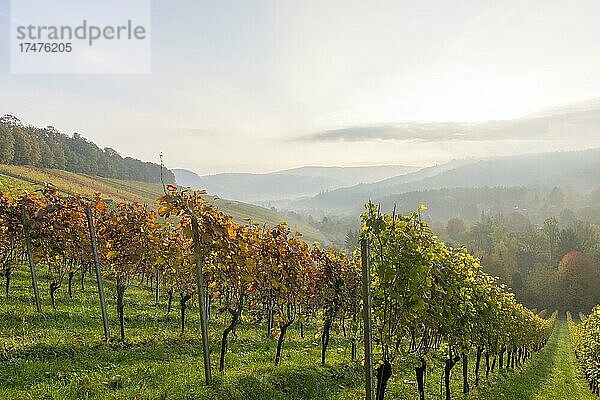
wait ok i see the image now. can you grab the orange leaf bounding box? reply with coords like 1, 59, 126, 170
95, 201, 107, 213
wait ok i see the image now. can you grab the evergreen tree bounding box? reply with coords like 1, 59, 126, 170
12, 126, 41, 166
0, 123, 15, 164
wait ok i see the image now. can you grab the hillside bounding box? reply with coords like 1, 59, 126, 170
173, 169, 342, 202
173, 165, 421, 204
298, 149, 600, 214
172, 168, 204, 189
374, 186, 587, 226
0, 115, 176, 184
0, 165, 327, 244
276, 165, 421, 186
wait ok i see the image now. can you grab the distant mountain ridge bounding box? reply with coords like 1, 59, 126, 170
277, 165, 420, 185
173, 169, 341, 202
296, 148, 600, 214
173, 164, 420, 203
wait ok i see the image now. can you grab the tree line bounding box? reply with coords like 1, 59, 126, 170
0, 114, 176, 184
444, 213, 600, 312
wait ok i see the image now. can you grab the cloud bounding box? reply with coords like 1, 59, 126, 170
299, 122, 467, 142
298, 106, 600, 143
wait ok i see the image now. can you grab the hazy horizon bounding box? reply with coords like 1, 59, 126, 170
3, 0, 600, 174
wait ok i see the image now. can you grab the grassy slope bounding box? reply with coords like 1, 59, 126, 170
476, 318, 595, 400
0, 164, 326, 244
1, 270, 559, 400
0, 270, 364, 400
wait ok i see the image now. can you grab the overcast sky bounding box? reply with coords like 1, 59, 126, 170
2, 0, 600, 173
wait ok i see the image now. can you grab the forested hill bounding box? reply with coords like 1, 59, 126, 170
0, 114, 175, 184
300, 148, 600, 213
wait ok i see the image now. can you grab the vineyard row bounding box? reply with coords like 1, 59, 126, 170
0, 184, 556, 400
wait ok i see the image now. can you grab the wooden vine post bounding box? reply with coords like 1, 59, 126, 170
361, 238, 374, 400
157, 184, 212, 385
190, 214, 212, 385
21, 208, 42, 313
85, 207, 110, 342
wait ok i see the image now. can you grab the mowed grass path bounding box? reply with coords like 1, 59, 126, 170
478, 318, 594, 400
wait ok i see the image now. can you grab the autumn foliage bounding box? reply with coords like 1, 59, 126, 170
558, 251, 600, 312
0, 185, 556, 399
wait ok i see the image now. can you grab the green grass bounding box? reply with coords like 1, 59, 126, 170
474, 318, 595, 400
0, 269, 365, 400
0, 268, 555, 400
0, 164, 327, 244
